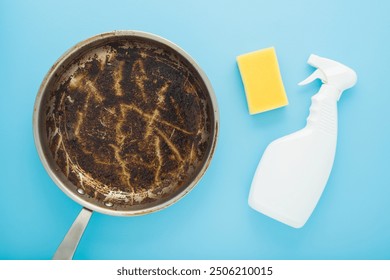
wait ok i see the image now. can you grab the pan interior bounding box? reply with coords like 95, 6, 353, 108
42, 35, 214, 212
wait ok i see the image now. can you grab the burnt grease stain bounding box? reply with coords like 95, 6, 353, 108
46, 39, 212, 207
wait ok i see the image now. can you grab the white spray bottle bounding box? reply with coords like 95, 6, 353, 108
248, 54, 357, 228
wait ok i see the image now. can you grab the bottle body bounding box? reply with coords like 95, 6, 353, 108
248, 85, 339, 228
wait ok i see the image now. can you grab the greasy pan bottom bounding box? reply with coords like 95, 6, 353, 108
34, 31, 218, 216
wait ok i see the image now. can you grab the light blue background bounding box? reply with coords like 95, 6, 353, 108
1, 0, 389, 260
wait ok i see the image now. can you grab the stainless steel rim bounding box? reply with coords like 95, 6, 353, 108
33, 30, 219, 216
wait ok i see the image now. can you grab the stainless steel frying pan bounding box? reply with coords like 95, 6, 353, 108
33, 31, 218, 259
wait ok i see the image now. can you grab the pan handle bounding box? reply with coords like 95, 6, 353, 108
53, 207, 93, 260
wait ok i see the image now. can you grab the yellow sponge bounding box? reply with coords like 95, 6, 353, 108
237, 47, 288, 114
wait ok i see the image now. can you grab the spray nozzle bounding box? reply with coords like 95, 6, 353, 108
298, 54, 357, 97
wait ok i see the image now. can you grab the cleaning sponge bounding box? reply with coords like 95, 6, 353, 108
237, 47, 288, 114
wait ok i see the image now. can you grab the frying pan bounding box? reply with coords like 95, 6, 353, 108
33, 31, 218, 259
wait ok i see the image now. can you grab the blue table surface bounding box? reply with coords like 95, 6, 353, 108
1, 0, 389, 260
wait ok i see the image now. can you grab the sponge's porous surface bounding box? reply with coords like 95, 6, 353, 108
237, 47, 288, 114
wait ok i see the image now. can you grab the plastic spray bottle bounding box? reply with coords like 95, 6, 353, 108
248, 54, 357, 228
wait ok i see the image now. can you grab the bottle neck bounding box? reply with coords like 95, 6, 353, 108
317, 84, 342, 101
306, 83, 339, 134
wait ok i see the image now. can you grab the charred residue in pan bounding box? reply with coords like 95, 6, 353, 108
45, 39, 211, 207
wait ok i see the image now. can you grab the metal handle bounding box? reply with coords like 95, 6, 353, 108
53, 207, 93, 260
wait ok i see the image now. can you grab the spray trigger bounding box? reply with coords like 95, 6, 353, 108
298, 69, 327, 86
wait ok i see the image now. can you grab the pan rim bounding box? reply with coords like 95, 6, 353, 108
33, 30, 219, 216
